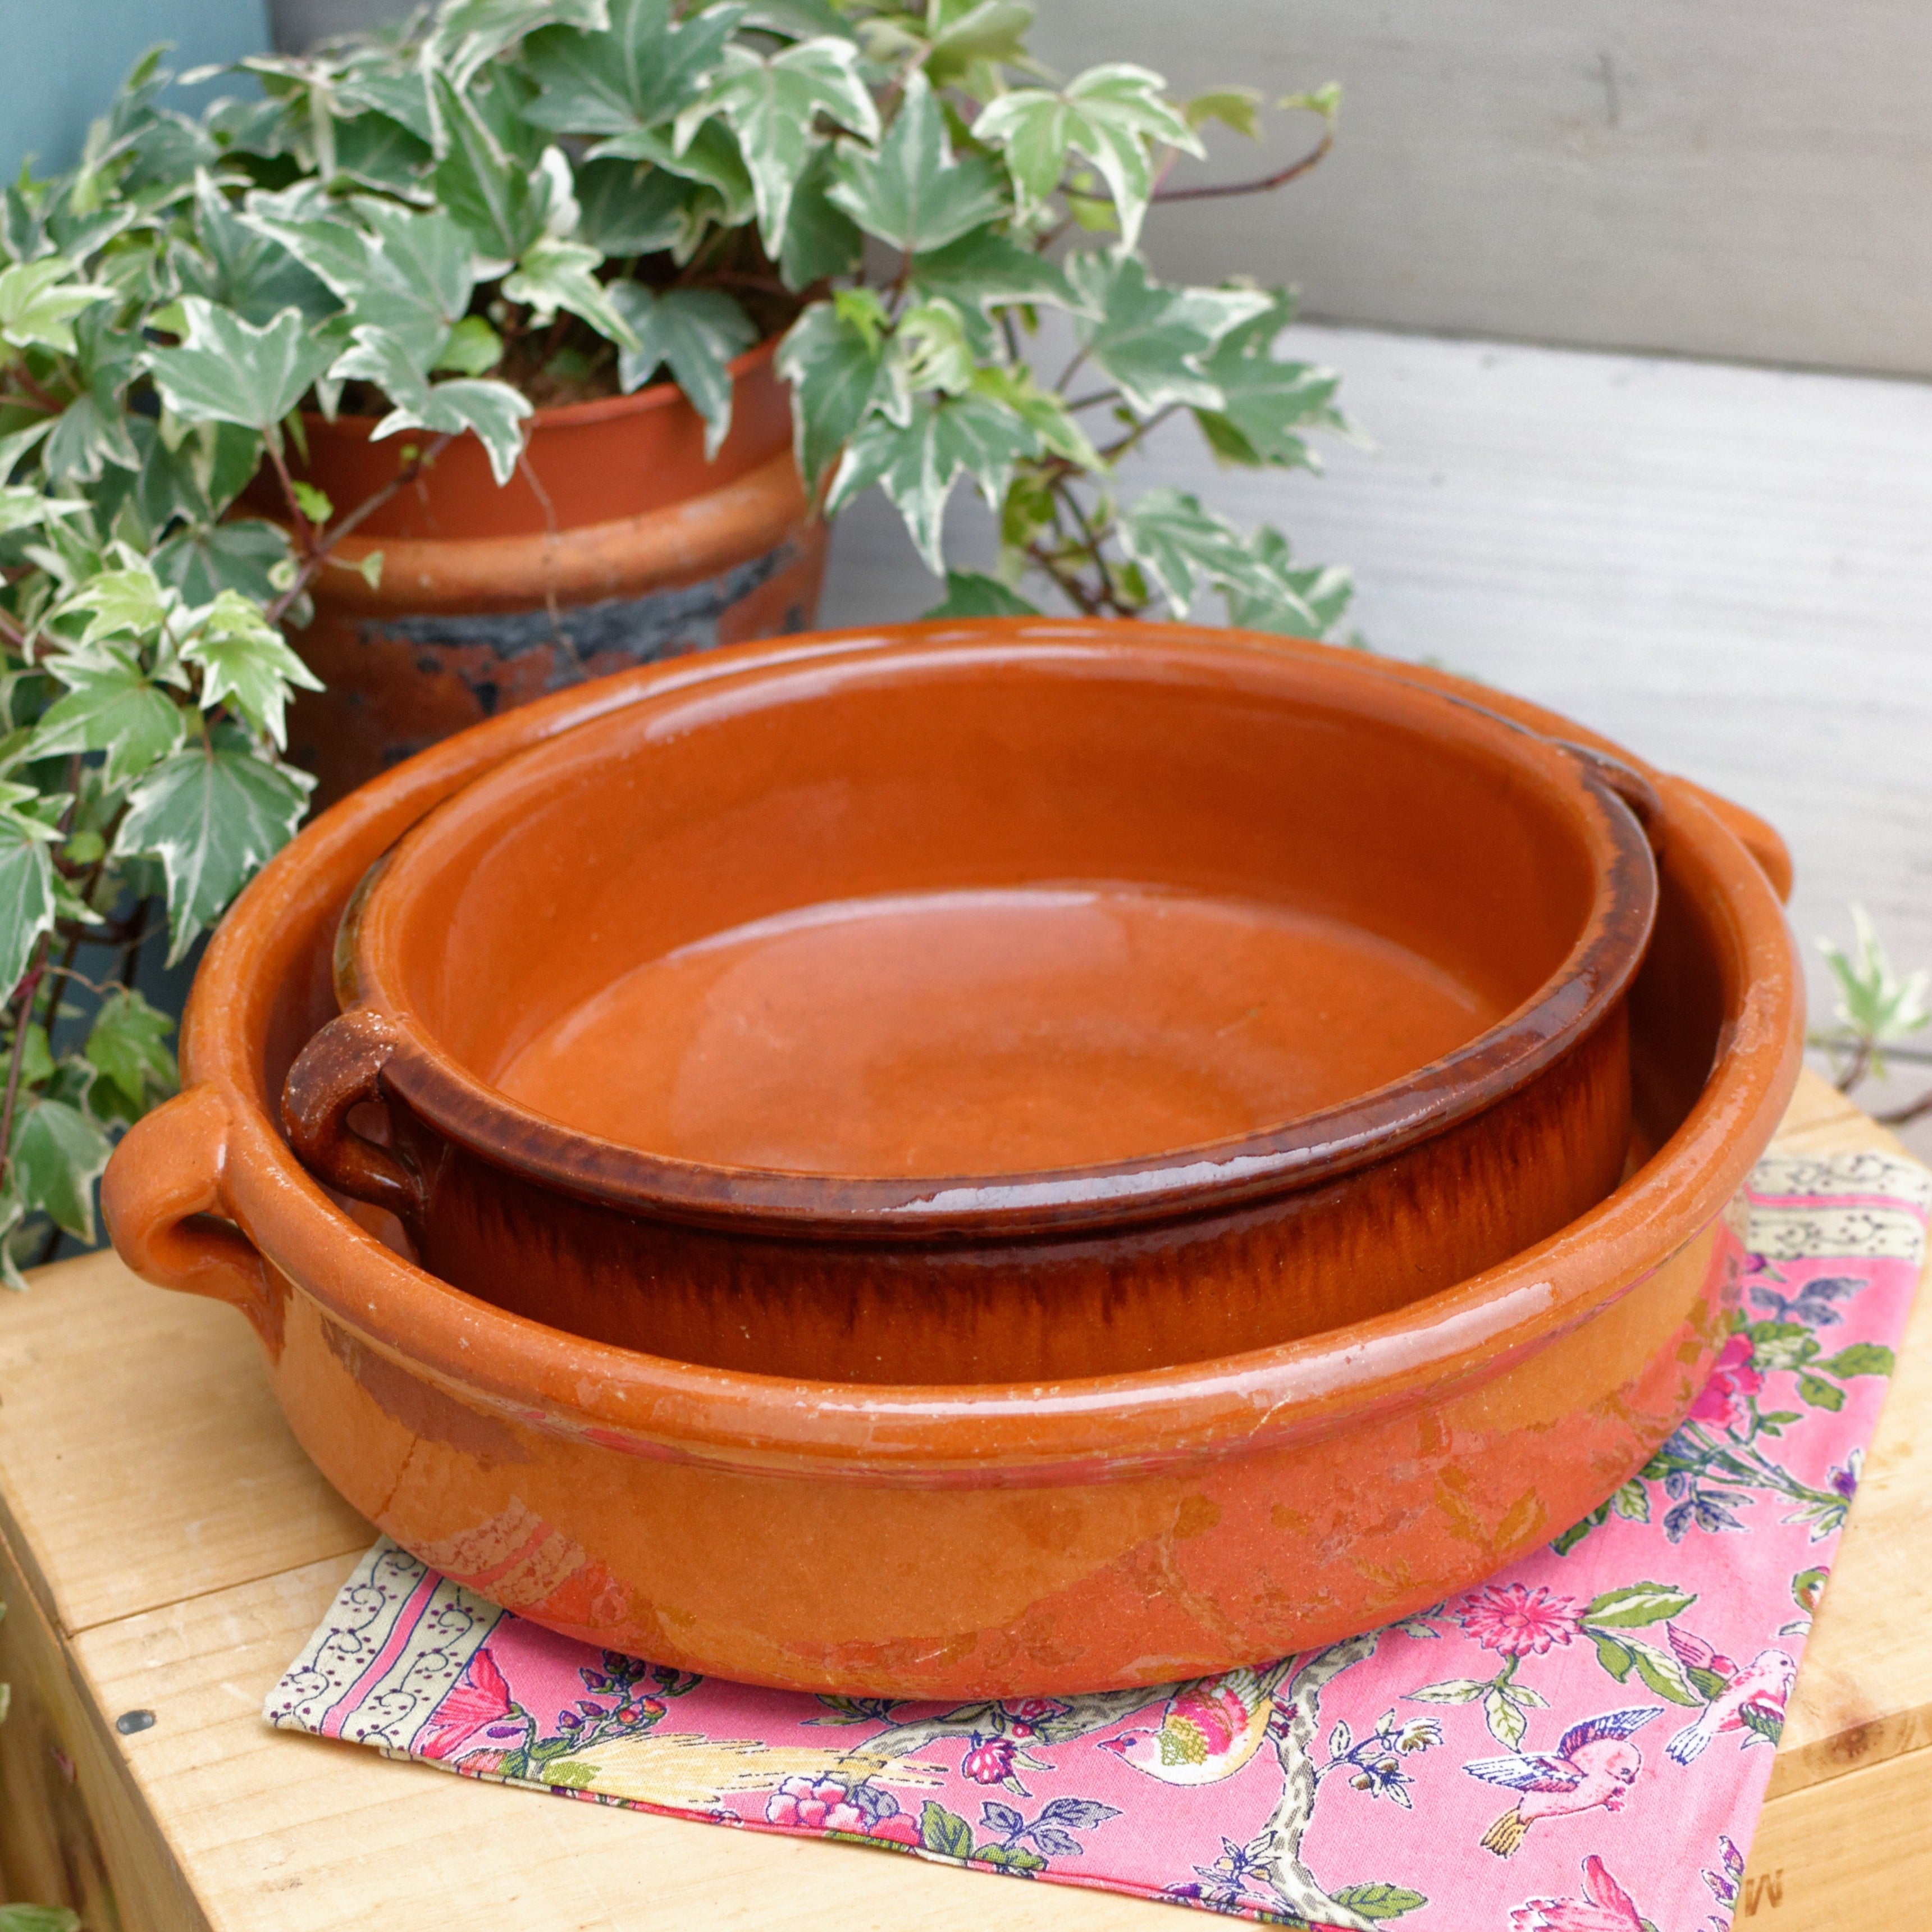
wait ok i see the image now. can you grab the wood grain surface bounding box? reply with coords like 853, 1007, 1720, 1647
0, 1070, 1924, 1928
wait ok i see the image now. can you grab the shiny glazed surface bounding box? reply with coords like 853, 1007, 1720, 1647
495, 885, 1497, 1175
101, 622, 1803, 1697
295, 634, 1657, 1381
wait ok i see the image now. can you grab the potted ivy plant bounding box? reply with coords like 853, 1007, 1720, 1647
5, 0, 1353, 805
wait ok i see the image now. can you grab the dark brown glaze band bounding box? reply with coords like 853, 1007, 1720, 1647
385, 1004, 1629, 1383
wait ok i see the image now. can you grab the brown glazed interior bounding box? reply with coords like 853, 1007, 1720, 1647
102, 622, 1803, 1695
349, 637, 1654, 1209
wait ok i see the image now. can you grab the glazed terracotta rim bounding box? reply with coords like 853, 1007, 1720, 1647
175, 622, 1802, 1474
305, 336, 780, 440
339, 633, 1661, 1237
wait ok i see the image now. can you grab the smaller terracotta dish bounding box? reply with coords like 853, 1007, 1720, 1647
282, 632, 1659, 1383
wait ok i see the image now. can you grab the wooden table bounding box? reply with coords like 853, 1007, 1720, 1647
2, 1068, 1927, 1930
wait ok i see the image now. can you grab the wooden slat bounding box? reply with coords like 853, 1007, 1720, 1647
0, 1249, 371, 1637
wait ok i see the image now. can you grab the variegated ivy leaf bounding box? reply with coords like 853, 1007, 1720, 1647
0, 488, 86, 538
921, 0, 1035, 88
574, 157, 700, 257
180, 591, 323, 748
432, 0, 613, 88
970, 363, 1102, 470
0, 809, 60, 1002
84, 986, 179, 1122
1066, 252, 1272, 418
177, 171, 335, 328
1194, 293, 1346, 469
115, 725, 314, 964
919, 568, 1040, 620
0, 419, 55, 486
680, 37, 878, 253
825, 391, 1039, 574
57, 562, 175, 648
1222, 526, 1351, 637
1117, 487, 1324, 629
145, 298, 334, 433
894, 300, 975, 399
774, 297, 897, 493
609, 283, 755, 458
600, 121, 756, 240
43, 303, 141, 486
906, 224, 1087, 357
972, 63, 1202, 250
504, 236, 642, 351
1819, 906, 1930, 1050
0, 256, 113, 356
29, 646, 188, 785
826, 70, 1006, 256
430, 75, 555, 264
153, 518, 294, 608
330, 326, 533, 487
522, 0, 745, 141
9, 1090, 114, 1241
244, 197, 477, 369
776, 145, 862, 291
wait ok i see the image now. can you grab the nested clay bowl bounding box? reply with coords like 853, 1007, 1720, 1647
280, 634, 1661, 1384
102, 622, 1802, 1698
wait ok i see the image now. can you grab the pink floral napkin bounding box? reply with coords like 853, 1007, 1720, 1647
267, 1149, 1928, 1931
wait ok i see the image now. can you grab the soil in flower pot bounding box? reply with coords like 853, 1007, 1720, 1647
261, 341, 825, 807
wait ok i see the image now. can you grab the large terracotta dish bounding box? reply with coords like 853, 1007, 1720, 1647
101, 623, 1803, 1699
284, 636, 1659, 1383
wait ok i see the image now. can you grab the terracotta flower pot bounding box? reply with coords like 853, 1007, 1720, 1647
282, 632, 1660, 1384
266, 341, 828, 807
100, 624, 1802, 1698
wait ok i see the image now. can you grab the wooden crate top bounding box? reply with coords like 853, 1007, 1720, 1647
0, 1067, 1924, 1929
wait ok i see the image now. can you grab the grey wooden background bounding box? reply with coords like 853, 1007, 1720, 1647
1041, 1, 1932, 379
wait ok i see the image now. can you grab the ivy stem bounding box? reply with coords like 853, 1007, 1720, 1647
0, 936, 50, 1191
2, 366, 66, 414
1875, 1085, 1932, 1126
266, 432, 456, 628
264, 434, 318, 557
1098, 401, 1179, 463
1150, 124, 1335, 204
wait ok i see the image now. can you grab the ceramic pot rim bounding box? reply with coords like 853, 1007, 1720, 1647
174, 623, 1802, 1476
340, 633, 1662, 1238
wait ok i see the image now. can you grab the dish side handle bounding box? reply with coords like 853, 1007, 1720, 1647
280, 1008, 427, 1223
100, 1083, 281, 1342
1675, 780, 1794, 902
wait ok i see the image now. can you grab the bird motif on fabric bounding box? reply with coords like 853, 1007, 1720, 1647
1097, 1661, 1296, 1786
1662, 1627, 1796, 1764
1464, 1707, 1659, 1857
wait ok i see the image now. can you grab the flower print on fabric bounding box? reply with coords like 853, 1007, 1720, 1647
264, 1151, 1930, 1932
1456, 1583, 1586, 1659
1686, 1332, 1763, 1431
1463, 1709, 1658, 1857
1509, 1853, 1651, 1932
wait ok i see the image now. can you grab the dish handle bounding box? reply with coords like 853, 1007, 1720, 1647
101, 1082, 281, 1340
280, 1008, 427, 1223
